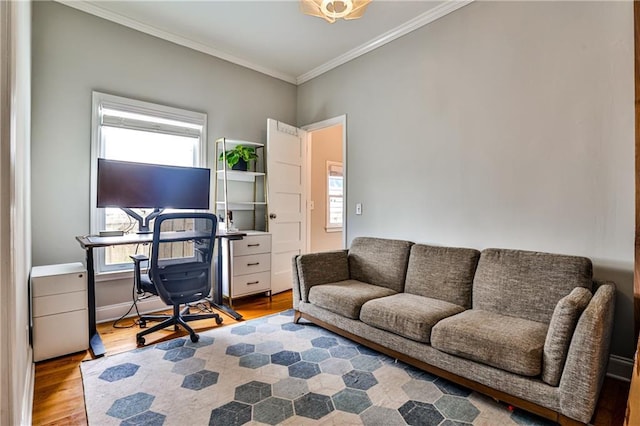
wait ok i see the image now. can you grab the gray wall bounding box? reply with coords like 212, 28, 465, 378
32, 1, 635, 359
31, 2, 296, 307
298, 1, 634, 358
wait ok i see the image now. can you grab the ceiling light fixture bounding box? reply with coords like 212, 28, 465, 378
300, 0, 371, 24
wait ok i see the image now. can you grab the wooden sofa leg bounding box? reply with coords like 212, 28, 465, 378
293, 310, 302, 324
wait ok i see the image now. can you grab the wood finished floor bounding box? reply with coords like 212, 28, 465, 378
32, 290, 629, 425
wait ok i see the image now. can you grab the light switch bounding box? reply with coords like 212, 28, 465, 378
355, 203, 362, 215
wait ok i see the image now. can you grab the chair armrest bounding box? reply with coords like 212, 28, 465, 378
130, 254, 149, 294
558, 281, 616, 423
293, 250, 349, 304
130, 254, 149, 263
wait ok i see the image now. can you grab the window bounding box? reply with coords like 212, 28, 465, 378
90, 92, 207, 273
326, 161, 343, 230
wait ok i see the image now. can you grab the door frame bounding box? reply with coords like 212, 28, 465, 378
634, 1, 639, 337
302, 115, 347, 252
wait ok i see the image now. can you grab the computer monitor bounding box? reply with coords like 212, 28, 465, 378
97, 158, 211, 233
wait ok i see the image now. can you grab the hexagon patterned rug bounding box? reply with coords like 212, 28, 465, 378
80, 310, 554, 425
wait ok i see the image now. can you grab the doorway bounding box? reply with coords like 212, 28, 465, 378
303, 116, 347, 252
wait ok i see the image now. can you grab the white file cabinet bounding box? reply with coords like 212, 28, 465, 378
222, 232, 271, 306
31, 262, 89, 362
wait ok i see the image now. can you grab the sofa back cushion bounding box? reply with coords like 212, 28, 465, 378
404, 245, 481, 308
473, 248, 593, 324
349, 237, 413, 292
295, 250, 350, 303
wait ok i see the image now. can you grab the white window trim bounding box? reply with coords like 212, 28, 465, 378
90, 91, 208, 274
326, 160, 343, 231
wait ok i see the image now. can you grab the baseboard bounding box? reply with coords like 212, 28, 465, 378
96, 297, 166, 323
21, 347, 33, 426
607, 354, 633, 382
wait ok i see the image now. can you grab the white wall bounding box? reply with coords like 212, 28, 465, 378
0, 1, 32, 423
310, 125, 343, 252
31, 2, 297, 311
298, 1, 635, 358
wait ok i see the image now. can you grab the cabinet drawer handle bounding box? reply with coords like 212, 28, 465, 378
247, 244, 260, 247
247, 262, 260, 266
247, 281, 260, 285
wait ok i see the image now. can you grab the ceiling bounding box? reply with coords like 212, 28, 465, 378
58, 1, 472, 85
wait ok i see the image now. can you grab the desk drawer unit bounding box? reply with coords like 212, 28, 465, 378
223, 233, 272, 304
31, 263, 89, 362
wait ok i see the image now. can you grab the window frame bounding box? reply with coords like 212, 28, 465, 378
90, 91, 208, 275
326, 161, 343, 231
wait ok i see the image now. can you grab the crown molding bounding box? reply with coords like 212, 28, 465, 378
296, 0, 474, 85
56, 0, 473, 87
55, 0, 298, 85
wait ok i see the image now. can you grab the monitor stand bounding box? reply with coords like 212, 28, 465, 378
121, 208, 163, 233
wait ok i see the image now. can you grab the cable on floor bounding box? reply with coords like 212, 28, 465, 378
112, 244, 153, 328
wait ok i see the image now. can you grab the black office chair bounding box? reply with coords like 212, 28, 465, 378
131, 212, 223, 346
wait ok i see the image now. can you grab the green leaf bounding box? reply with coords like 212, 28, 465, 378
220, 145, 257, 168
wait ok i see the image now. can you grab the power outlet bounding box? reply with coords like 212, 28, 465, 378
355, 203, 362, 215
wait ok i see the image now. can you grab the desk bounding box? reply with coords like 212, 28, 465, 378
76, 229, 246, 357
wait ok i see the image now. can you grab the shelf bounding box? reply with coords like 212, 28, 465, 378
216, 170, 265, 182
216, 201, 267, 204
216, 201, 267, 211
216, 170, 265, 177
215, 136, 267, 232
215, 138, 264, 148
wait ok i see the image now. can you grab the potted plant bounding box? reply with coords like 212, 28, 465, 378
219, 145, 259, 171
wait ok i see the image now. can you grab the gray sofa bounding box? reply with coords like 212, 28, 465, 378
291, 237, 615, 425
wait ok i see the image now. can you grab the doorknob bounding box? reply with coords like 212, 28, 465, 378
269, 213, 277, 219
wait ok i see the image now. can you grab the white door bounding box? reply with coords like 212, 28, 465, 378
267, 119, 307, 294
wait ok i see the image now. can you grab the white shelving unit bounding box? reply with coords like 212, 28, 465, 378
214, 137, 271, 303
214, 138, 267, 232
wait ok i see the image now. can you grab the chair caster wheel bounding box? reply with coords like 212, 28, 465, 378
216, 316, 223, 325
137, 336, 145, 346
190, 333, 199, 343
139, 319, 147, 328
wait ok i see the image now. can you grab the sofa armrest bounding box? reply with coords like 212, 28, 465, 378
291, 255, 302, 310
292, 250, 350, 305
558, 281, 616, 424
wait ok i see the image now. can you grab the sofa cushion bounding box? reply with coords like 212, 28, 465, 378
360, 293, 465, 343
308, 280, 397, 319
404, 244, 480, 308
431, 310, 548, 376
349, 237, 413, 292
473, 248, 593, 324
542, 287, 592, 386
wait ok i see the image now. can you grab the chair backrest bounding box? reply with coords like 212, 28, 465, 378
149, 212, 217, 306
